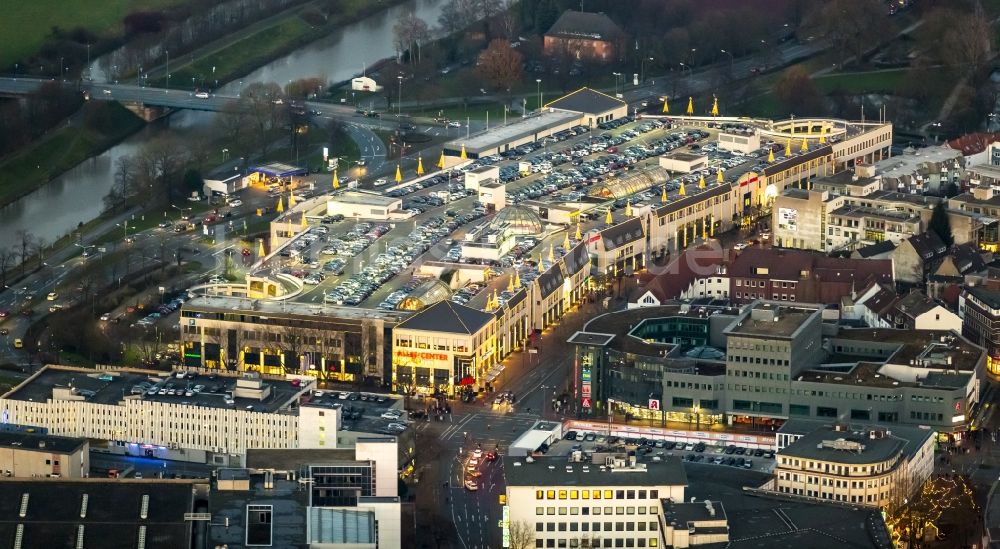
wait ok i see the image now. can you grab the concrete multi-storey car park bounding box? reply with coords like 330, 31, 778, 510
0, 365, 408, 465
570, 301, 984, 440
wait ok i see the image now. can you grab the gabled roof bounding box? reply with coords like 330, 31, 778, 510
894, 290, 941, 320
545, 10, 623, 41
563, 241, 591, 276
537, 263, 565, 299
629, 246, 727, 304
600, 217, 644, 251
854, 240, 896, 258
395, 300, 493, 334
904, 231, 947, 260
545, 87, 626, 116
858, 282, 899, 317
949, 243, 987, 274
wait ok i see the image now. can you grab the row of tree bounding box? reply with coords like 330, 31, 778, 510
0, 82, 83, 158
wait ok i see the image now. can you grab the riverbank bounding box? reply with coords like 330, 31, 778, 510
0, 102, 144, 208
149, 0, 408, 90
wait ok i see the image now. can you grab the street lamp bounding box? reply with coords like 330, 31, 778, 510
536, 78, 542, 111
720, 49, 734, 73
165, 50, 170, 89
397, 75, 403, 116
640, 56, 654, 84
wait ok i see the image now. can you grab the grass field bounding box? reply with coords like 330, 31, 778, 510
813, 69, 910, 94
3, 0, 188, 69
162, 16, 314, 90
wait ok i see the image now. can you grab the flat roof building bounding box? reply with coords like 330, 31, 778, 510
570, 301, 985, 437
504, 453, 687, 549
443, 110, 581, 159
0, 431, 89, 479
180, 295, 409, 384
0, 478, 208, 548
326, 191, 404, 221
772, 420, 935, 509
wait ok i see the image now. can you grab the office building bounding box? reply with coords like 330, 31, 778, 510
570, 301, 985, 438
0, 365, 406, 465
180, 295, 407, 384
223, 440, 402, 548
504, 453, 687, 549
960, 285, 1000, 378
391, 300, 497, 395
772, 420, 935, 509
0, 431, 88, 479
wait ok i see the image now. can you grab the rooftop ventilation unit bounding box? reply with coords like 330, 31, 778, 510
18, 493, 29, 518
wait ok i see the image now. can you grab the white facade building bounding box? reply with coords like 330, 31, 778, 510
504, 454, 687, 548
0, 366, 403, 466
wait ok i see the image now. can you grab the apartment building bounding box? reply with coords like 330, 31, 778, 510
772, 421, 935, 509
570, 301, 985, 438
504, 453, 687, 549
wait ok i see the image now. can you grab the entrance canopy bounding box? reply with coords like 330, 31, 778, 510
251, 162, 306, 178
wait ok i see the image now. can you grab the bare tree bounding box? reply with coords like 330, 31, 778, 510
497, 0, 519, 39
241, 82, 287, 157
508, 520, 536, 549
285, 76, 327, 99
14, 230, 33, 277
476, 38, 524, 91
104, 155, 137, 213
919, 5, 992, 80
30, 238, 47, 270
219, 98, 254, 161
438, 0, 476, 36
804, 0, 887, 67
393, 13, 430, 64
0, 248, 16, 288
773, 65, 824, 116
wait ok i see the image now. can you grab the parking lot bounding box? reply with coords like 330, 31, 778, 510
549, 429, 777, 474
258, 115, 780, 313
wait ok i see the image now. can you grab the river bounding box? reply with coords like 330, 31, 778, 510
0, 0, 446, 248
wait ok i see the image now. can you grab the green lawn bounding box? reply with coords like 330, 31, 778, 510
0, 102, 143, 205
813, 69, 910, 94
159, 16, 315, 90
3, 0, 189, 69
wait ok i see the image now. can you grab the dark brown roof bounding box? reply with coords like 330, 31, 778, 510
762, 145, 833, 177
854, 240, 896, 258
654, 183, 730, 217
563, 241, 591, 276
545, 87, 626, 116
729, 248, 892, 285
537, 263, 565, 299
395, 300, 493, 334
545, 10, 623, 41
905, 231, 947, 260
600, 217, 644, 251
949, 243, 987, 274
630, 246, 727, 303
947, 132, 1000, 155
